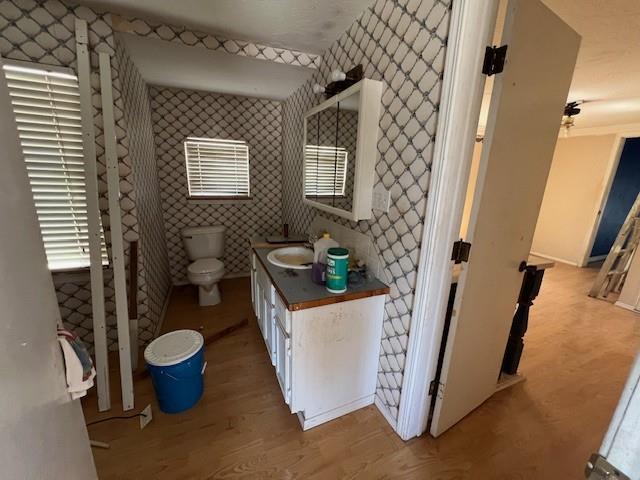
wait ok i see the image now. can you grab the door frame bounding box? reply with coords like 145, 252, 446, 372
395, 0, 499, 440
580, 132, 640, 266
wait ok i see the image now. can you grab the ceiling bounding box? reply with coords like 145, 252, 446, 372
76, 0, 374, 54
479, 0, 640, 131
117, 33, 314, 100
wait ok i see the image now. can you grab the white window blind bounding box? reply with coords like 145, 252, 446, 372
304, 145, 348, 196
3, 62, 108, 271
184, 137, 250, 198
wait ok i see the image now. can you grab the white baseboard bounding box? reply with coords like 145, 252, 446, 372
529, 251, 580, 267
614, 300, 640, 313
587, 254, 608, 264
224, 271, 250, 279
297, 395, 374, 431
374, 395, 398, 432
174, 272, 249, 287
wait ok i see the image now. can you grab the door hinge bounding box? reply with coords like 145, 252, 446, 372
429, 380, 438, 396
482, 45, 508, 76
452, 240, 471, 264
585, 453, 630, 480
429, 379, 444, 397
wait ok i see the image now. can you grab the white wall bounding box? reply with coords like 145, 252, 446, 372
460, 134, 621, 266
0, 61, 96, 479
617, 249, 640, 311
531, 134, 620, 266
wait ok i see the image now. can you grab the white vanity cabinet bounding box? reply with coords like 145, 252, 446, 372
274, 305, 292, 405
250, 250, 388, 431
255, 258, 276, 365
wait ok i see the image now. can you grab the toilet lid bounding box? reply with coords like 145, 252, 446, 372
188, 258, 224, 275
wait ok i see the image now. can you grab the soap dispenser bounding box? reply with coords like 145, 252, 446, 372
312, 232, 338, 284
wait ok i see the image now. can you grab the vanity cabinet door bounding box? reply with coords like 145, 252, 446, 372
263, 289, 276, 366
250, 254, 257, 313
275, 315, 291, 405
255, 280, 264, 335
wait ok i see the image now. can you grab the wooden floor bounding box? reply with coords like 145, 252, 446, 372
83, 265, 640, 479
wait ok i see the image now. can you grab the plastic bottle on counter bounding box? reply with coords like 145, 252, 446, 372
311, 232, 339, 284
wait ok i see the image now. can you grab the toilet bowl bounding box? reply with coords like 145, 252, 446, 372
187, 258, 225, 306
182, 225, 226, 306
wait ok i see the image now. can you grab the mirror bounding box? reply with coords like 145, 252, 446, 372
304, 93, 358, 212
303, 79, 382, 221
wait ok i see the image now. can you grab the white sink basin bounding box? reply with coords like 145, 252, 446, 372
267, 247, 314, 270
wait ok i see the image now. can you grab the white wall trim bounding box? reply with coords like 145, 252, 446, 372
374, 395, 397, 430
99, 51, 134, 411
529, 250, 580, 267
567, 123, 640, 138
614, 300, 638, 313
224, 271, 251, 279
75, 19, 110, 412
394, 0, 499, 441
588, 254, 608, 263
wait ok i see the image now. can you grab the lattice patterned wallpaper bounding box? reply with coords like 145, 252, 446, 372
281, 0, 451, 421
111, 14, 321, 69
0, 0, 140, 350
115, 39, 172, 343
149, 87, 283, 284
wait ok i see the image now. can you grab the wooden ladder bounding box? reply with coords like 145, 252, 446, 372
589, 192, 640, 299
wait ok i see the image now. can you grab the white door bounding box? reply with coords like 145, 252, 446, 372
430, 0, 580, 436
596, 352, 640, 477
0, 59, 97, 478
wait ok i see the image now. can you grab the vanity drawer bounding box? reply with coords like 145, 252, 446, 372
274, 292, 291, 334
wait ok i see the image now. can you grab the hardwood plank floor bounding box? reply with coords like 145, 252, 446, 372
83, 265, 640, 479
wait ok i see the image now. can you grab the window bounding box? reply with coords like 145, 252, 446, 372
184, 137, 251, 198
304, 145, 348, 196
3, 62, 108, 271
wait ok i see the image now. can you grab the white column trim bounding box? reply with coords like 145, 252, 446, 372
394, 0, 499, 440
75, 19, 110, 412
99, 51, 135, 411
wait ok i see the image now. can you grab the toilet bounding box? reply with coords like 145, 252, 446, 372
181, 225, 226, 306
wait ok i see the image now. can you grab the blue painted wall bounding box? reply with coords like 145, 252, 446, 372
591, 137, 640, 257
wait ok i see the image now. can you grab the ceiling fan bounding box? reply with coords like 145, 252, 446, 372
561, 100, 582, 135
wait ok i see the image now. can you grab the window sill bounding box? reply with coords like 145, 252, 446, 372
52, 265, 111, 285
188, 196, 253, 205
305, 195, 348, 199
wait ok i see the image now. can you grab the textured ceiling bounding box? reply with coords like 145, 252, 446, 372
479, 0, 640, 131
117, 33, 314, 100
73, 0, 375, 54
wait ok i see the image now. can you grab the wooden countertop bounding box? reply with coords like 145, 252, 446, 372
451, 254, 555, 284
253, 247, 390, 311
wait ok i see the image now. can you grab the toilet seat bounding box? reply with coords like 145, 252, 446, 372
188, 258, 224, 275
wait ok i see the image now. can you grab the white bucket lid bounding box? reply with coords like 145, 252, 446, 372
144, 329, 204, 367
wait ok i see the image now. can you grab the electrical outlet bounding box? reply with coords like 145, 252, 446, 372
372, 185, 390, 212
140, 404, 152, 429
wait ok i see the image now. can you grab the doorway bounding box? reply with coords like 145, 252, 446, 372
590, 137, 640, 261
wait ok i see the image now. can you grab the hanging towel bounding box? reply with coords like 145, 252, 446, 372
57, 328, 96, 400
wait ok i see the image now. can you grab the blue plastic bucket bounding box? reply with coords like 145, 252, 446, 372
144, 329, 206, 414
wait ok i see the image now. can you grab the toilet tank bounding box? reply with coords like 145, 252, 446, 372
182, 225, 225, 260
